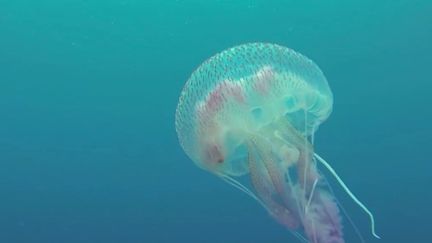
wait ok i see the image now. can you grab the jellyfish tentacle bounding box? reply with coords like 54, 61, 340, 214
274, 121, 317, 193
319, 171, 366, 243
303, 110, 309, 201
218, 174, 267, 210
314, 153, 381, 239
311, 219, 317, 243
291, 231, 309, 243
305, 178, 319, 214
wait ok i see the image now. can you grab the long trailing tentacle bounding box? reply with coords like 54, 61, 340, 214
292, 231, 310, 243
319, 169, 366, 243
218, 174, 268, 210
303, 110, 309, 207
314, 153, 381, 239
305, 178, 318, 214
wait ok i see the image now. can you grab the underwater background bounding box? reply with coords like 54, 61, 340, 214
1, 0, 431, 242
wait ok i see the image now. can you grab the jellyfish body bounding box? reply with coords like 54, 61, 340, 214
175, 43, 378, 243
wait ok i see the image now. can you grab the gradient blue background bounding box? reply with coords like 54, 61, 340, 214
1, 1, 431, 242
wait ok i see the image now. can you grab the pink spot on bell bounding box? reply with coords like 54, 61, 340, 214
254, 66, 274, 95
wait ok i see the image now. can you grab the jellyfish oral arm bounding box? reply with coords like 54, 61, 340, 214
314, 153, 381, 239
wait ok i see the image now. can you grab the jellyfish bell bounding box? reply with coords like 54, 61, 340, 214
175, 43, 379, 243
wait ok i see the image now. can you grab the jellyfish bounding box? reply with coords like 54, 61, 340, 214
175, 43, 379, 243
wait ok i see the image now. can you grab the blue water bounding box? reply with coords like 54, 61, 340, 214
1, 1, 431, 242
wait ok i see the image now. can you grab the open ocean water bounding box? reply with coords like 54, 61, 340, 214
1, 1, 431, 242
